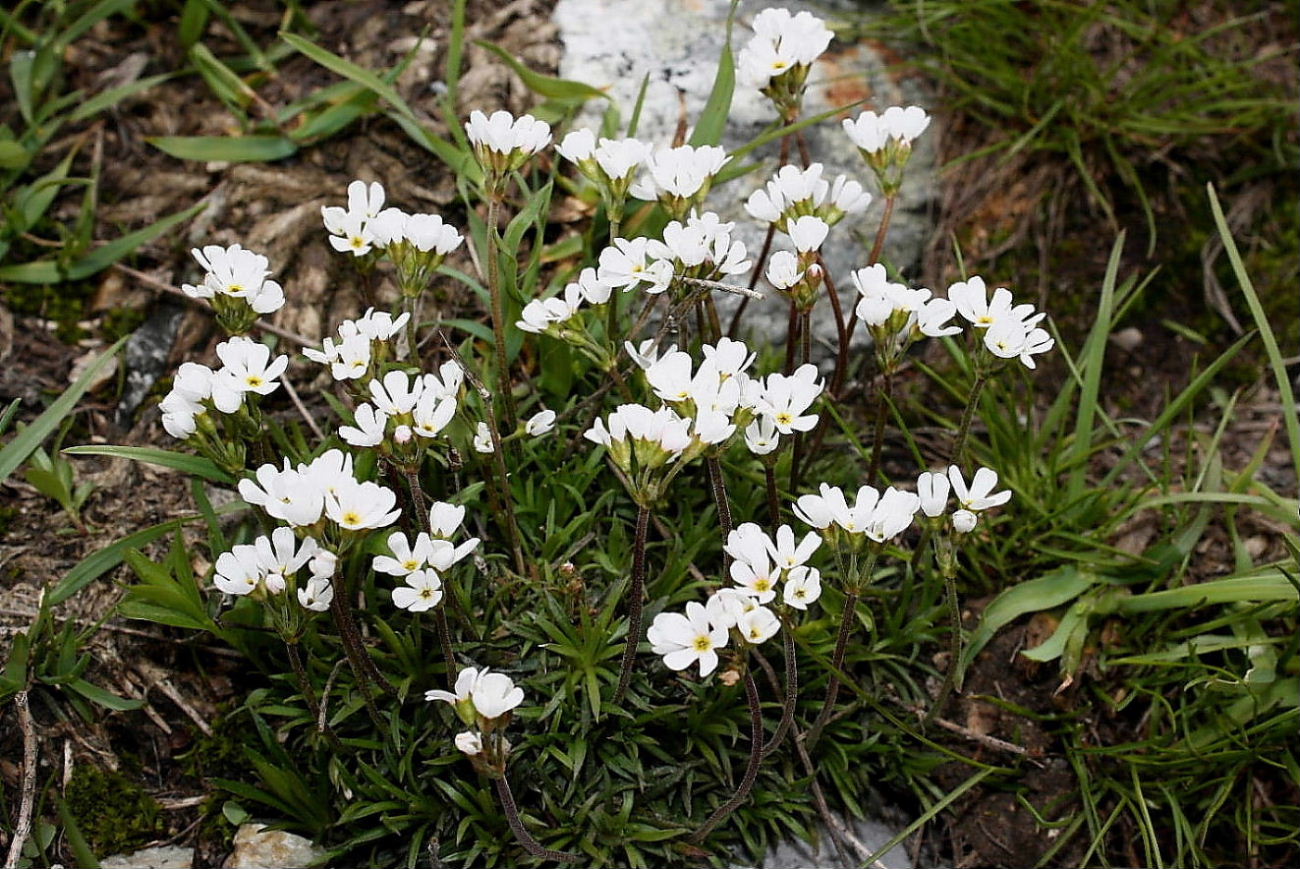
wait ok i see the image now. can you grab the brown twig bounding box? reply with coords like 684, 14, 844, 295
4, 692, 37, 869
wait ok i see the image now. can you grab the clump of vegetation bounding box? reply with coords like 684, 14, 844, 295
64, 766, 164, 857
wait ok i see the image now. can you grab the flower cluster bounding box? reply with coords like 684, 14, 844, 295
322, 181, 464, 295
842, 105, 931, 194
337, 367, 463, 465
556, 130, 650, 223
649, 521, 823, 678
181, 244, 285, 334
375, 501, 479, 612
239, 449, 401, 536
214, 526, 333, 614
851, 264, 960, 370
737, 7, 833, 119
795, 482, 921, 548
948, 276, 1055, 369
428, 667, 526, 771
744, 163, 872, 233
468, 110, 551, 189
303, 308, 409, 382
515, 268, 617, 366
629, 144, 729, 217
160, 337, 287, 446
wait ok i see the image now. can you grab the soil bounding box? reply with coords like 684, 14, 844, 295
1, 1, 1296, 867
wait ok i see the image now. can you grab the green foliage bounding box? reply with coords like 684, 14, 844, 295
64, 766, 164, 857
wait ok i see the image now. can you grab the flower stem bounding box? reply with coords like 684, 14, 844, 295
764, 463, 781, 531
806, 589, 859, 752
613, 504, 652, 703
762, 617, 798, 757
493, 774, 581, 864
926, 574, 965, 726
406, 470, 459, 687
329, 585, 389, 730
951, 371, 988, 464
834, 192, 896, 396
689, 666, 764, 844
485, 195, 517, 430
286, 641, 346, 751
865, 369, 893, 487
706, 455, 733, 540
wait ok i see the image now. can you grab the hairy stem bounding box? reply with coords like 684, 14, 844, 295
706, 455, 733, 545
330, 587, 389, 730
493, 775, 581, 863
614, 504, 652, 703
806, 590, 859, 752
485, 195, 517, 429
689, 667, 764, 843
287, 642, 346, 751
926, 575, 965, 726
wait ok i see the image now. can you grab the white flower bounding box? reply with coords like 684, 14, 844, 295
787, 215, 829, 253
782, 566, 822, 610
730, 550, 780, 603
738, 8, 833, 90
411, 389, 457, 439
326, 478, 401, 531
309, 549, 337, 581
369, 370, 424, 415
339, 403, 388, 447
981, 319, 1054, 368
952, 510, 978, 534
647, 601, 729, 677
182, 244, 285, 314
428, 502, 466, 538
758, 364, 822, 434
428, 667, 524, 720
402, 213, 463, 254
767, 524, 821, 571
598, 237, 663, 293
367, 207, 407, 247
915, 298, 962, 338
624, 338, 673, 370
326, 210, 375, 256
297, 576, 334, 611
558, 130, 650, 184
947, 466, 1011, 512
468, 110, 550, 175
348, 179, 386, 219
392, 569, 444, 612
629, 144, 729, 204
455, 731, 483, 756
766, 250, 804, 290
947, 277, 1043, 330
864, 487, 920, 542
374, 531, 435, 576
829, 175, 872, 216
744, 416, 781, 455
214, 544, 262, 596
253, 527, 319, 591
239, 460, 325, 527
794, 483, 879, 534
525, 409, 556, 436
842, 105, 931, 153
473, 421, 494, 454
356, 308, 411, 341
916, 471, 951, 518
555, 128, 597, 164
215, 337, 287, 396
738, 606, 781, 645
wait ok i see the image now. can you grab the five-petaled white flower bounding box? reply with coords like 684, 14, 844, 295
947, 465, 1012, 512
648, 601, 730, 677
392, 569, 444, 612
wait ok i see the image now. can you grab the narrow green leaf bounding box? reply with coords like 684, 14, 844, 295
0, 201, 205, 283
475, 40, 607, 102
68, 73, 173, 123
688, 0, 738, 147
0, 337, 126, 484
148, 135, 298, 163
63, 445, 235, 483
963, 567, 1098, 669
66, 678, 144, 711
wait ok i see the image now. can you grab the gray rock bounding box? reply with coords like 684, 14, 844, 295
223, 823, 326, 869
726, 811, 914, 869
556, 0, 937, 357
101, 844, 192, 869
117, 300, 185, 426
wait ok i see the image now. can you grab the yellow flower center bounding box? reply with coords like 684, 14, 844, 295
776, 412, 793, 426
754, 578, 772, 593
403, 560, 419, 571
245, 375, 264, 388
692, 635, 713, 652
342, 511, 363, 526
229, 283, 244, 293
420, 587, 434, 599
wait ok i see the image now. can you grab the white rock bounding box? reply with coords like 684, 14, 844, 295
101, 844, 192, 869
556, 0, 937, 356
224, 823, 327, 869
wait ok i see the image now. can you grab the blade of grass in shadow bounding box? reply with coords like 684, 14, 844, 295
0, 336, 126, 483
1208, 183, 1300, 476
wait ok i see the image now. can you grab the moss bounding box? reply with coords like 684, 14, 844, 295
64, 765, 164, 856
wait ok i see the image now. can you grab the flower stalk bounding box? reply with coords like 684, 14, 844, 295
613, 504, 652, 703
688, 665, 764, 843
